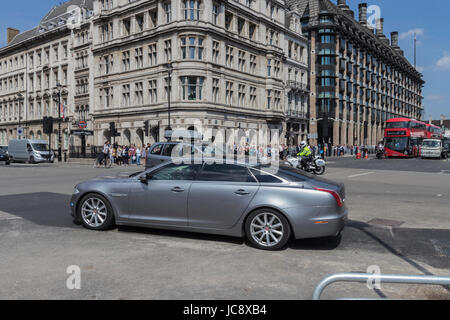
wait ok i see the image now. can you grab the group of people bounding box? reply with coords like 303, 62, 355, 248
102, 141, 153, 166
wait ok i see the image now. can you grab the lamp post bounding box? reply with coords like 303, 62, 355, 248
166, 62, 173, 140
16, 93, 23, 139
56, 82, 62, 162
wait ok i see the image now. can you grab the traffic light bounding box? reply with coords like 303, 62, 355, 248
43, 117, 54, 134
144, 120, 150, 137
109, 122, 115, 134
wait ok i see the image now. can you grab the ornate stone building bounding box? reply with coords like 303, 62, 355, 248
0, 0, 95, 151
91, 0, 309, 148
1, 0, 310, 152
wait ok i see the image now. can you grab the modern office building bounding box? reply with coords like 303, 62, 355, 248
288, 0, 425, 147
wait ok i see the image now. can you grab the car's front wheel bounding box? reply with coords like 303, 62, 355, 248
78, 194, 115, 231
245, 209, 291, 251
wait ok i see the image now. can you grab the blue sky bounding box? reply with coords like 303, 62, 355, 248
0, 0, 448, 119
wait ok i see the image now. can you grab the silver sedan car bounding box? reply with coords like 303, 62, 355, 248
70, 160, 348, 250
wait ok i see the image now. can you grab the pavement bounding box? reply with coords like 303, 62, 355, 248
0, 158, 449, 300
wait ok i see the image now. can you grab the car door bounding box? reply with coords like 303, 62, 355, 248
128, 163, 201, 226
187, 163, 260, 229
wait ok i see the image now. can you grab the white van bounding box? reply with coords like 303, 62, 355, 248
8, 139, 54, 164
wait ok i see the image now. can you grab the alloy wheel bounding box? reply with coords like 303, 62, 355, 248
250, 213, 284, 248
81, 197, 108, 228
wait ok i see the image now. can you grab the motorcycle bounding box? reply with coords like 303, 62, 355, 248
286, 155, 326, 175
376, 149, 385, 159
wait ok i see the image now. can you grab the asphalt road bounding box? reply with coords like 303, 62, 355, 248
0, 159, 449, 300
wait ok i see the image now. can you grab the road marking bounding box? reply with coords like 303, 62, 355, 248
348, 172, 375, 178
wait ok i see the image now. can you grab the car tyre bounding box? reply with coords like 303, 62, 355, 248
245, 209, 291, 251
78, 193, 115, 231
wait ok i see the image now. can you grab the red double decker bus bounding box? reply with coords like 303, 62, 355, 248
426, 123, 443, 139
384, 118, 427, 157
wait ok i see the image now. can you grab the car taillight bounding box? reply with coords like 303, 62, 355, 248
314, 188, 344, 208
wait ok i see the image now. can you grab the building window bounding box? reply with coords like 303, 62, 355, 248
212, 40, 220, 64
164, 40, 172, 62
212, 78, 220, 103
183, 0, 202, 21
225, 81, 234, 105
148, 43, 157, 65
164, 2, 172, 23
181, 76, 204, 101
122, 84, 130, 106
135, 47, 143, 69
249, 87, 256, 108
135, 82, 143, 105
148, 80, 157, 104
181, 36, 204, 60
226, 46, 234, 68
212, 3, 220, 25
238, 84, 246, 107
122, 51, 130, 71
238, 50, 246, 72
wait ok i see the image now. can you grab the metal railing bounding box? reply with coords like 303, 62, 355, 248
313, 273, 450, 300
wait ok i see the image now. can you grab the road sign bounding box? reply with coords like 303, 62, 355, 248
70, 130, 94, 136
17, 127, 24, 136
78, 121, 87, 129
308, 133, 318, 139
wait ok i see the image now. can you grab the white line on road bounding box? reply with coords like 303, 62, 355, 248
348, 172, 375, 178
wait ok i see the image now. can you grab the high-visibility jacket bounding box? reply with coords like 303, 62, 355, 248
297, 146, 312, 157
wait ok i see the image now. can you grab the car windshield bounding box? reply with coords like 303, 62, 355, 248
32, 143, 49, 152
386, 121, 409, 129
385, 137, 408, 152
422, 140, 440, 148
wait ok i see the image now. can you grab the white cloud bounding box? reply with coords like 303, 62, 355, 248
436, 52, 450, 70
399, 28, 425, 40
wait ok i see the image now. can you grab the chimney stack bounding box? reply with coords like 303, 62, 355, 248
7, 28, 20, 44
376, 18, 384, 36
358, 3, 368, 26
391, 31, 399, 48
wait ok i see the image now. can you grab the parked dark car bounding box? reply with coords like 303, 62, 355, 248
0, 146, 10, 165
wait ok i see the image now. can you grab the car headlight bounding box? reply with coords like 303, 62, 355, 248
73, 187, 80, 195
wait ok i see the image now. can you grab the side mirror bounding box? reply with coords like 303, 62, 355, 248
139, 174, 149, 184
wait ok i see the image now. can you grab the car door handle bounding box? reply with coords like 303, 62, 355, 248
171, 187, 185, 193
235, 189, 250, 196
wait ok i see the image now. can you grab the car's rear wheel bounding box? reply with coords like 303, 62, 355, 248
245, 209, 291, 251
78, 194, 115, 231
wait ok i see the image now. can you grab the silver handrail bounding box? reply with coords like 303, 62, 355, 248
312, 273, 450, 300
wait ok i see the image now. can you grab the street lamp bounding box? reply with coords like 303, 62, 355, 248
166, 62, 173, 140
55, 82, 63, 162
16, 93, 24, 139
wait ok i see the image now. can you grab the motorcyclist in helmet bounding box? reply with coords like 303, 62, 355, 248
297, 141, 313, 169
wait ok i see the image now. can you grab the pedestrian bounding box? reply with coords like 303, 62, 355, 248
136, 146, 142, 165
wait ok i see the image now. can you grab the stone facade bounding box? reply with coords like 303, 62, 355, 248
0, 0, 310, 154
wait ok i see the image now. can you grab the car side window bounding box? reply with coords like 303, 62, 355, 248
162, 144, 178, 157
150, 144, 163, 155
151, 163, 201, 181
250, 169, 283, 183
198, 164, 256, 183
